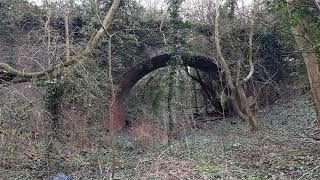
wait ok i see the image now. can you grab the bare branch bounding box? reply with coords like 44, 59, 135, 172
0, 0, 121, 82
243, 0, 259, 83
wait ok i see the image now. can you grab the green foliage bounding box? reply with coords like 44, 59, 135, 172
200, 162, 221, 178
0, 0, 44, 31
268, 0, 320, 33
220, 0, 237, 20
144, 71, 169, 111
45, 78, 65, 140
267, 0, 320, 82
255, 32, 287, 81
167, 0, 190, 56
62, 64, 108, 122
268, 0, 320, 47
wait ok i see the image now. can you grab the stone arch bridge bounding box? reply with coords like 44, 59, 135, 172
109, 50, 222, 130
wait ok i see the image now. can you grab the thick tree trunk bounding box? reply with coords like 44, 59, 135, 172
237, 86, 260, 129
287, 0, 320, 127
291, 23, 320, 127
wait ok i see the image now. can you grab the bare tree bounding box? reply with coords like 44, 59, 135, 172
213, 0, 260, 130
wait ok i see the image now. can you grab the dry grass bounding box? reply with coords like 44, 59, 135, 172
126, 119, 169, 146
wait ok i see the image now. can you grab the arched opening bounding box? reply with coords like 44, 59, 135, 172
109, 52, 221, 130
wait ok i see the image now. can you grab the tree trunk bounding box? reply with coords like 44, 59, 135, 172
167, 67, 175, 145
213, 2, 260, 130
291, 23, 320, 127
237, 86, 260, 129
288, 0, 320, 127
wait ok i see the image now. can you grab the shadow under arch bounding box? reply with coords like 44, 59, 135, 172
109, 51, 220, 130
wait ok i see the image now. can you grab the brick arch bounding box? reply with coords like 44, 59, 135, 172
109, 52, 220, 130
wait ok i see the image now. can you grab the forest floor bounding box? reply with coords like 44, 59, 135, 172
64, 93, 320, 179
2, 93, 320, 179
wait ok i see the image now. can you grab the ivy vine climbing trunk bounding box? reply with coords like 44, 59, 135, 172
288, 0, 320, 127
46, 90, 62, 136
166, 0, 186, 143
44, 3, 72, 172
45, 79, 64, 165
167, 67, 175, 145
107, 35, 118, 179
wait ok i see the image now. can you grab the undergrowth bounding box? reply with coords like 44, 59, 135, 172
1, 94, 320, 179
